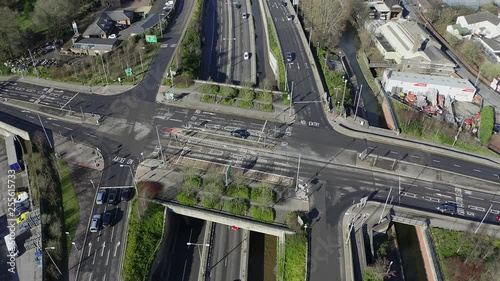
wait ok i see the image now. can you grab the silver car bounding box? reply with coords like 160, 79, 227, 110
90, 214, 101, 232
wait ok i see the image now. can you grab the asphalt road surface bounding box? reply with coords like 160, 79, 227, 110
167, 217, 205, 281
232, 0, 252, 84
207, 223, 244, 281
78, 192, 130, 281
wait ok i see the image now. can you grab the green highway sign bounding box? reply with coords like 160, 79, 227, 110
146, 35, 157, 43
125, 68, 133, 76
164, 92, 175, 100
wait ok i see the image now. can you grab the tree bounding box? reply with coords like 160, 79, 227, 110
138, 181, 163, 198
0, 7, 22, 62
32, 0, 77, 35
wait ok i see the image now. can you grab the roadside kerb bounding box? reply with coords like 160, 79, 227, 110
240, 229, 250, 281
228, 0, 234, 80
286, 3, 325, 98
198, 221, 213, 281
262, 0, 285, 89
257, 0, 279, 81
193, 79, 287, 95
246, 0, 257, 85
417, 226, 438, 281
331, 116, 500, 169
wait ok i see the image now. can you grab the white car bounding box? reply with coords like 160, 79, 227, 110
108, 34, 117, 39
244, 52, 250, 60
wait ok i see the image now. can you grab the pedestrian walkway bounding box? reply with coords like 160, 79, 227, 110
54, 135, 104, 171
156, 82, 295, 123
0, 75, 134, 95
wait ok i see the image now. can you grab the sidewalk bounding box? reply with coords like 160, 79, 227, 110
155, 82, 295, 123
0, 75, 135, 95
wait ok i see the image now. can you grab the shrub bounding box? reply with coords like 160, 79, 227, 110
251, 184, 276, 205
173, 74, 195, 88
250, 206, 275, 222
282, 93, 291, 105
177, 190, 198, 206
220, 98, 235, 105
479, 105, 494, 144
285, 211, 307, 233
255, 92, 273, 103
284, 234, 307, 281
201, 84, 220, 94
138, 181, 163, 198
184, 175, 202, 190
238, 100, 254, 109
223, 199, 249, 216
226, 183, 250, 199
219, 86, 238, 98
238, 89, 255, 100
201, 195, 221, 210
258, 104, 273, 112
204, 179, 225, 194
201, 94, 216, 103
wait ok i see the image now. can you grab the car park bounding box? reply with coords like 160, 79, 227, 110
244, 52, 250, 60
90, 214, 101, 232
437, 204, 456, 215
103, 210, 113, 227
107, 188, 119, 205
286, 52, 293, 62
231, 129, 250, 139
96, 189, 107, 204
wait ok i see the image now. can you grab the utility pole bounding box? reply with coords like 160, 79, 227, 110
354, 84, 363, 121
37, 113, 53, 149
295, 153, 301, 192
398, 176, 401, 205
379, 186, 392, 223
475, 204, 492, 234
474, 70, 481, 87
28, 49, 39, 78
139, 49, 144, 71
155, 126, 164, 162
341, 79, 347, 113
307, 27, 313, 49
100, 55, 108, 85
159, 14, 165, 37
289, 81, 294, 117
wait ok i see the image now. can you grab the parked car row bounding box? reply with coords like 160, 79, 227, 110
90, 209, 117, 232
96, 187, 132, 205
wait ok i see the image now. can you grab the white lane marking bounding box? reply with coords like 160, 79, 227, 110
88, 273, 92, 281
411, 155, 420, 158
60, 92, 79, 109
491, 209, 500, 215
88, 242, 92, 257
402, 192, 417, 198
473, 169, 481, 173
469, 196, 484, 201
453, 164, 461, 167
491, 200, 500, 204
87, 134, 98, 139
64, 127, 73, 131
170, 119, 183, 122
390, 151, 399, 154
432, 159, 440, 163
424, 187, 439, 191
105, 249, 111, 265
52, 123, 60, 127
468, 205, 485, 212
114, 241, 121, 257
434, 193, 452, 199
101, 241, 106, 256
92, 250, 97, 264
423, 196, 440, 202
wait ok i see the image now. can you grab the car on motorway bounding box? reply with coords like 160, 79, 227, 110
244, 52, 250, 60
286, 52, 293, 62
231, 129, 250, 139
96, 189, 107, 204
437, 204, 456, 215
103, 210, 113, 227
121, 188, 132, 201
235, 3, 241, 8
494, 123, 500, 134
107, 188, 119, 205
90, 214, 101, 232
280, 1, 287, 7
287, 15, 293, 21
242, 13, 248, 19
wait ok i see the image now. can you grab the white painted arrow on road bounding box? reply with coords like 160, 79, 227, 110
114, 241, 121, 257
101, 241, 106, 256
88, 242, 92, 257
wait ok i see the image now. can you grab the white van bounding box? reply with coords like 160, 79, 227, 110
4, 234, 18, 257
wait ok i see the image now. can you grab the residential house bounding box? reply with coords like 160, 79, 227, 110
369, 20, 456, 75
82, 9, 134, 39
365, 0, 403, 20
70, 38, 118, 56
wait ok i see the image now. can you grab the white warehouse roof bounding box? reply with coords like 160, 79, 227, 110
386, 71, 472, 89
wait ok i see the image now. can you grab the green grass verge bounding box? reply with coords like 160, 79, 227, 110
57, 159, 79, 257
284, 234, 307, 281
479, 105, 494, 144
226, 183, 250, 199
219, 86, 238, 98
220, 98, 235, 105
201, 194, 221, 209
255, 92, 273, 103
223, 199, 249, 216
316, 47, 352, 106
267, 19, 286, 90
177, 190, 198, 206
238, 89, 255, 100
201, 84, 220, 94
258, 103, 273, 112
201, 94, 216, 103
238, 100, 254, 109
123, 202, 165, 281
249, 206, 275, 222
179, 0, 204, 78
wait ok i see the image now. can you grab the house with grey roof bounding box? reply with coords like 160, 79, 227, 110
446, 11, 500, 62
70, 38, 118, 56
82, 9, 134, 39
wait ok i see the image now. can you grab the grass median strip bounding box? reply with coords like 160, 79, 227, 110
57, 159, 79, 257
123, 201, 165, 281
267, 18, 286, 90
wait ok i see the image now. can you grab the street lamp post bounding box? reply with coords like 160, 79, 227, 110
155, 126, 165, 162
140, 152, 144, 162
120, 164, 136, 186
65, 231, 78, 251
158, 14, 165, 37
45, 247, 62, 275
341, 79, 347, 113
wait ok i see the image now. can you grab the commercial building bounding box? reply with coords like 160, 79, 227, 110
70, 38, 118, 56
382, 70, 476, 102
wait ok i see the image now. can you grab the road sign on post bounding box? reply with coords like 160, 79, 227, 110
125, 68, 133, 76
225, 164, 232, 186
146, 35, 157, 43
